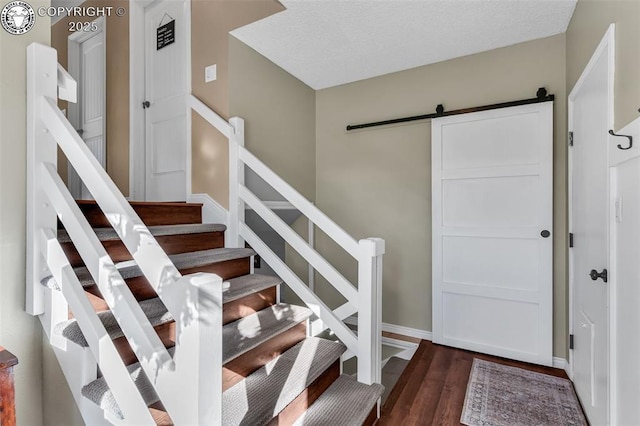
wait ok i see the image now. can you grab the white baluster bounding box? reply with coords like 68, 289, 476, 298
228, 116, 245, 247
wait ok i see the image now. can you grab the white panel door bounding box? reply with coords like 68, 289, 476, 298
144, 0, 187, 201
68, 23, 106, 199
569, 26, 613, 426
610, 118, 640, 426
432, 102, 553, 366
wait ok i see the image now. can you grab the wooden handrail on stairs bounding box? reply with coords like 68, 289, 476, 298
0, 346, 18, 426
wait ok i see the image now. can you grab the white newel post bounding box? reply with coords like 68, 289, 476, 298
228, 116, 245, 248
26, 43, 62, 315
171, 273, 224, 424
357, 237, 385, 385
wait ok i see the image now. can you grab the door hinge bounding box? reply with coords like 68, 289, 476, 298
569, 334, 574, 350
569, 131, 574, 147
569, 232, 574, 248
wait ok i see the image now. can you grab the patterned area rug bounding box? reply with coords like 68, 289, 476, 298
461, 358, 587, 426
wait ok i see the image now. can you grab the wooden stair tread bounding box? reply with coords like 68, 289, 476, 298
41, 248, 256, 291
81, 337, 346, 424
291, 375, 384, 426
222, 304, 311, 364
57, 223, 226, 243
56, 301, 310, 365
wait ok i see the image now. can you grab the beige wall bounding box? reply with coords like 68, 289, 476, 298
566, 0, 640, 130
191, 0, 284, 208
229, 36, 316, 200
51, 0, 130, 195
315, 34, 569, 357
0, 1, 50, 424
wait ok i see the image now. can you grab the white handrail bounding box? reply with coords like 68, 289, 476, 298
188, 94, 232, 138
41, 228, 156, 424
240, 223, 359, 352
40, 161, 173, 369
57, 63, 76, 103
239, 184, 359, 305
189, 92, 385, 385
28, 43, 223, 424
239, 146, 360, 259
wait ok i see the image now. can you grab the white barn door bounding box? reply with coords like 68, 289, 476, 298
432, 102, 553, 366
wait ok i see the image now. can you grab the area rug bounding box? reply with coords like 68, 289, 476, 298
461, 358, 587, 426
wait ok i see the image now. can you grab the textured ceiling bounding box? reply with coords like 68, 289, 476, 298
231, 0, 577, 90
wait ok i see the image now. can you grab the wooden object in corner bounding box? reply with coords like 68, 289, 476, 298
0, 346, 18, 426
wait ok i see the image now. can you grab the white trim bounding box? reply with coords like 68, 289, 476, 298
184, 0, 192, 199
380, 322, 432, 341
187, 193, 228, 225
381, 336, 419, 351
344, 316, 433, 341
129, 0, 150, 200
552, 357, 572, 379
567, 24, 615, 423
381, 336, 418, 363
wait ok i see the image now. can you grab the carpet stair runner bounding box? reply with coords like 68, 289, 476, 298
45, 201, 383, 425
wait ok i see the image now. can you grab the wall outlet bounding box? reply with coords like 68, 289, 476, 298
205, 64, 217, 83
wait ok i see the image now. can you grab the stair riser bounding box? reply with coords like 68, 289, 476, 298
222, 322, 306, 392
363, 405, 378, 426
112, 312, 301, 370
223, 287, 277, 325
72, 201, 203, 227
267, 360, 341, 426
79, 257, 252, 313
61, 232, 225, 267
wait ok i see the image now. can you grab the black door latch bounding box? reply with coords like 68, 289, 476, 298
589, 268, 607, 283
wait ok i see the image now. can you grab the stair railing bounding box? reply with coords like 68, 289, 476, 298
27, 43, 223, 424
189, 94, 385, 385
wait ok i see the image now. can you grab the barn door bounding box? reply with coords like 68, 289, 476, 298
432, 102, 553, 366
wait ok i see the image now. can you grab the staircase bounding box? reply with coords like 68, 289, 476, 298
45, 201, 383, 424
27, 43, 385, 425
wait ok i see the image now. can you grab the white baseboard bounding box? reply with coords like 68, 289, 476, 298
344, 316, 432, 341
553, 357, 572, 378
187, 193, 228, 225
381, 322, 432, 341
345, 316, 572, 376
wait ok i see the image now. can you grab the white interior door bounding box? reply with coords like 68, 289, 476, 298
432, 102, 553, 366
569, 25, 613, 426
143, 0, 188, 201
609, 117, 640, 426
67, 19, 106, 199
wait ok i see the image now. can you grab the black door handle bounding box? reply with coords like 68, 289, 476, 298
590, 269, 607, 283
541, 230, 551, 238
142, 100, 151, 109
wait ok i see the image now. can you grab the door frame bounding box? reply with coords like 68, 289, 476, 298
67, 16, 106, 199
567, 23, 615, 420
129, 0, 191, 201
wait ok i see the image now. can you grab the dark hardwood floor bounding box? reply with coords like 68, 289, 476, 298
379, 340, 570, 425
